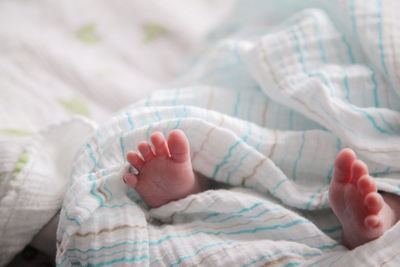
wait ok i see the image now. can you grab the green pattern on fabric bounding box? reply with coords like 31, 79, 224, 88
76, 24, 102, 44
0, 172, 7, 181
9, 152, 29, 185
142, 22, 169, 43
59, 96, 91, 117
13, 152, 29, 174
0, 129, 33, 136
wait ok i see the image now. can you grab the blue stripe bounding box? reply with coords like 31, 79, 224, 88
341, 35, 355, 64
285, 263, 301, 267
64, 208, 80, 226
316, 243, 340, 250
88, 173, 104, 206
370, 70, 379, 107
310, 15, 328, 63
145, 123, 154, 140
292, 132, 305, 181
377, 112, 396, 133
290, 28, 308, 73
74, 199, 93, 215
347, 103, 391, 134
119, 136, 126, 162
226, 149, 250, 184
376, 0, 388, 74
371, 166, 391, 177
349, 0, 359, 39
174, 106, 188, 129
305, 186, 322, 210
62, 173, 111, 230
343, 70, 351, 102
226, 122, 251, 183
86, 143, 97, 168
327, 138, 342, 183
326, 164, 334, 184
212, 141, 241, 179
102, 182, 113, 200
126, 112, 135, 130
202, 201, 274, 221
155, 110, 162, 121
102, 201, 137, 209
341, 68, 391, 134
290, 23, 354, 132
271, 179, 288, 194
172, 89, 180, 105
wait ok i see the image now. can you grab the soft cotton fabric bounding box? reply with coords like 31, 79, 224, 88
57, 1, 400, 266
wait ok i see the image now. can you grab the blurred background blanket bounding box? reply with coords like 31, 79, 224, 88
0, 0, 232, 265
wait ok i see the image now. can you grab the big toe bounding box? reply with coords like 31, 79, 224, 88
167, 129, 190, 163
333, 148, 357, 184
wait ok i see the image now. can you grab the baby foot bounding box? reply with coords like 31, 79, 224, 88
123, 130, 202, 208
329, 148, 400, 249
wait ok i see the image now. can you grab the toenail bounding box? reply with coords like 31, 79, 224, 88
371, 219, 380, 228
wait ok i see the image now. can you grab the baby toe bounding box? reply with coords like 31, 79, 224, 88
364, 214, 382, 229
124, 173, 138, 188
138, 141, 155, 161
351, 160, 368, 185
364, 192, 384, 214
150, 132, 170, 157
126, 151, 145, 171
357, 175, 377, 197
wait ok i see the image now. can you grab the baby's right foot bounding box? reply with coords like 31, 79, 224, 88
123, 130, 202, 208
329, 148, 400, 249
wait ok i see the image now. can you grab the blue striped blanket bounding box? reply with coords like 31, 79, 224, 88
57, 1, 400, 266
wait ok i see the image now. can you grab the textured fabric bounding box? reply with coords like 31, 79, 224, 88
0, 117, 95, 266
57, 1, 400, 266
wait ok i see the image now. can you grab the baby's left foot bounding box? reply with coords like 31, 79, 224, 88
329, 148, 400, 249
124, 130, 202, 208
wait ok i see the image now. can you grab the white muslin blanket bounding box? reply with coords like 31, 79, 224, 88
57, 1, 400, 266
